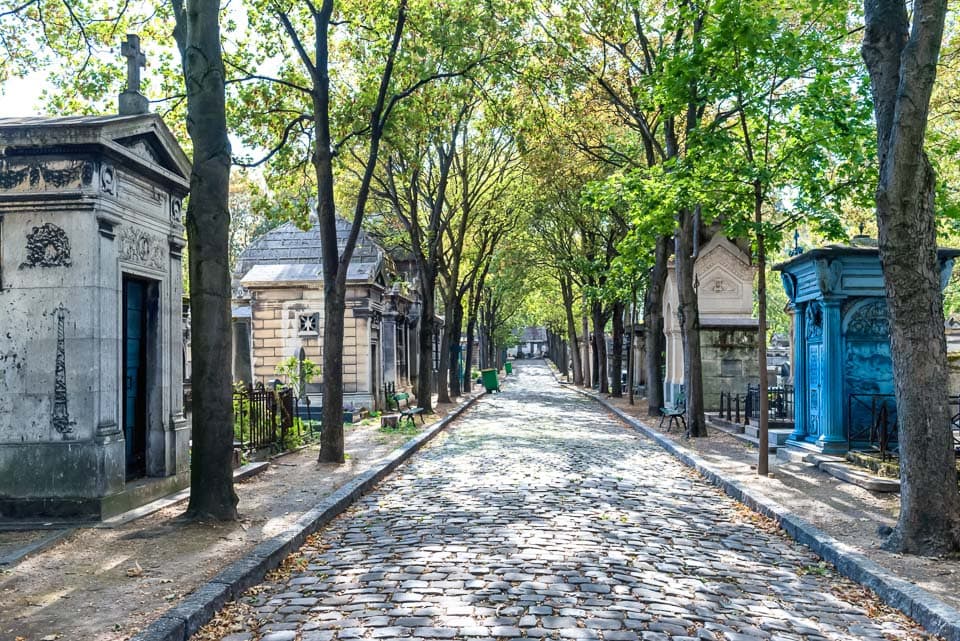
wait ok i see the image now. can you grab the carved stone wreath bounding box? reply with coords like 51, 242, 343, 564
19, 223, 72, 269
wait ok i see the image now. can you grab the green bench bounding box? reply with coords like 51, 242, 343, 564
659, 391, 686, 433
387, 392, 424, 426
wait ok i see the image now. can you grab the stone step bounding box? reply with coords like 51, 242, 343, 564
743, 426, 793, 445
730, 431, 780, 453
775, 446, 899, 493
708, 416, 746, 433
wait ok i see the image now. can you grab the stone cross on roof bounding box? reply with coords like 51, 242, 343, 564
119, 34, 149, 115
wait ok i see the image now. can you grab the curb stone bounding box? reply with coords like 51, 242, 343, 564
131, 393, 484, 641
560, 374, 960, 641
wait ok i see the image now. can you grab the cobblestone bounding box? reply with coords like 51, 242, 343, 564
197, 362, 929, 641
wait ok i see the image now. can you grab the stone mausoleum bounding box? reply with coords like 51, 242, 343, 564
662, 233, 759, 408
0, 36, 191, 519
233, 218, 422, 411
777, 241, 960, 454
0, 114, 191, 518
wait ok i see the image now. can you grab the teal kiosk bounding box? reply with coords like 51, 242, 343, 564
776, 241, 960, 454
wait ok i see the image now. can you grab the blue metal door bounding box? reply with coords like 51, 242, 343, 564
123, 278, 148, 479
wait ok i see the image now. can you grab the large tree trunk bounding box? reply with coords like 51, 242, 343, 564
561, 277, 583, 385
611, 301, 625, 397
645, 235, 670, 415
592, 303, 608, 394
862, 0, 960, 554
319, 280, 346, 462
676, 210, 706, 437
417, 280, 436, 412
447, 298, 464, 398
173, 0, 238, 520
436, 296, 452, 405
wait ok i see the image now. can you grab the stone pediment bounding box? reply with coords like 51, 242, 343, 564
695, 235, 753, 282
697, 263, 743, 299
0, 114, 190, 195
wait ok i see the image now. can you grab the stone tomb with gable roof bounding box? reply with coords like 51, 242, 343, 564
233, 218, 422, 411
0, 114, 191, 519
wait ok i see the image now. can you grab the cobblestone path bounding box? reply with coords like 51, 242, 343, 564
213, 361, 927, 641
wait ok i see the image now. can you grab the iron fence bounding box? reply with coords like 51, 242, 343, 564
846, 393, 897, 459
718, 385, 794, 426
233, 383, 300, 453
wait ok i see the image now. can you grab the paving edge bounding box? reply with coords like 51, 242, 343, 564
131, 393, 484, 641
567, 380, 960, 641
0, 528, 76, 566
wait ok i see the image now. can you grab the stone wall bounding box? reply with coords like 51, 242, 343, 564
700, 326, 759, 411
248, 285, 377, 408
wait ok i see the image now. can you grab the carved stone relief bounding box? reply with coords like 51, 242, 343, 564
696, 242, 752, 281
171, 198, 183, 223
118, 226, 166, 271
845, 299, 889, 339
19, 223, 72, 268
805, 302, 823, 342
100, 163, 117, 195
0, 159, 94, 192
814, 258, 843, 294
51, 303, 76, 440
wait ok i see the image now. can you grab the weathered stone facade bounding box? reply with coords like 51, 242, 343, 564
234, 220, 420, 410
0, 115, 191, 518
663, 234, 758, 409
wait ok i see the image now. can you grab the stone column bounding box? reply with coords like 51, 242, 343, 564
818, 298, 846, 453
382, 313, 398, 387
789, 303, 806, 442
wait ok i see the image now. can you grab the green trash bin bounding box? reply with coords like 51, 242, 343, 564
481, 368, 500, 393
504, 362, 513, 375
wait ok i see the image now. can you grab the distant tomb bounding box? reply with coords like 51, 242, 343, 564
777, 241, 960, 454
662, 234, 759, 409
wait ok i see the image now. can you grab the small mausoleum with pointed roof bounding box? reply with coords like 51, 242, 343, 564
0, 114, 191, 518
233, 218, 421, 411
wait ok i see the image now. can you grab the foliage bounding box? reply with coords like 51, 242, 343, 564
275, 355, 320, 399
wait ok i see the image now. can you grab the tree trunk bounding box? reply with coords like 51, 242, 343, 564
628, 290, 636, 405
560, 276, 582, 385
581, 311, 590, 387
173, 0, 239, 520
862, 0, 960, 555
755, 189, 770, 476
319, 280, 346, 462
464, 315, 477, 393
447, 298, 464, 398
592, 303, 608, 394
436, 298, 452, 405
645, 235, 670, 415
417, 280, 436, 412
611, 301, 625, 397
676, 210, 706, 437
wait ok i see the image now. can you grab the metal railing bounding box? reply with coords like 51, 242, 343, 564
718, 385, 794, 426
846, 393, 897, 459
718, 390, 747, 425
233, 383, 298, 453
